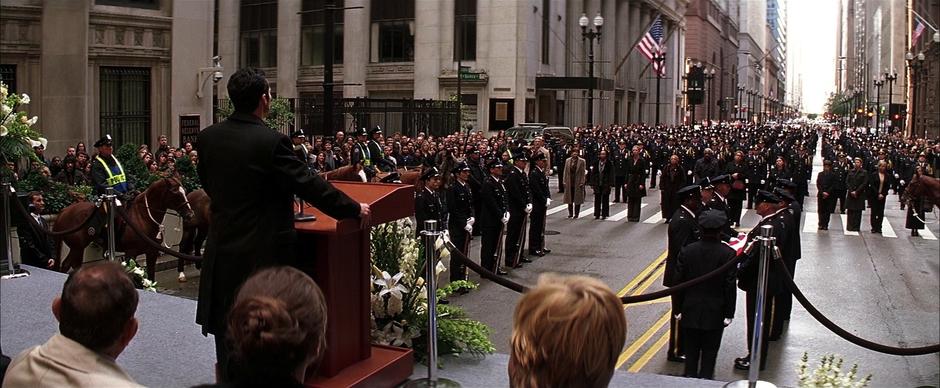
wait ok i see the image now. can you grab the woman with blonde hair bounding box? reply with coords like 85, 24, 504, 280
509, 274, 626, 388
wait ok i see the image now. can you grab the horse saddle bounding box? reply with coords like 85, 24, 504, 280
379, 172, 402, 183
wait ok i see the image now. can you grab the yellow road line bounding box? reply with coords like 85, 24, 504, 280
626, 296, 670, 308
615, 310, 671, 369
617, 250, 667, 297
628, 330, 672, 372
631, 265, 666, 298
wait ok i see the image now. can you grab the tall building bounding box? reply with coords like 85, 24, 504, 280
907, 0, 939, 137
736, 0, 766, 122
683, 0, 740, 123
766, 0, 785, 103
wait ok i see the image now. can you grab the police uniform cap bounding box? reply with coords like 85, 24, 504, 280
709, 174, 731, 185
421, 167, 441, 181
94, 134, 113, 148
677, 185, 701, 200
776, 178, 797, 190
853, 157, 863, 163
355, 127, 369, 137
529, 152, 546, 162
698, 209, 727, 229
511, 149, 528, 161
486, 159, 504, 170
370, 126, 383, 136
698, 177, 714, 190
290, 130, 306, 138
774, 187, 796, 202
452, 161, 471, 174
755, 190, 780, 204
823, 160, 833, 166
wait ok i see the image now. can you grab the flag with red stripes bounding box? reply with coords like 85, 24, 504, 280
637, 16, 665, 77
912, 20, 926, 47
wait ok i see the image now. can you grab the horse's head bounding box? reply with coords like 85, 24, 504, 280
150, 176, 195, 220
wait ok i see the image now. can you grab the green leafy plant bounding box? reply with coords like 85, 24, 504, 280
796, 352, 872, 388
13, 172, 91, 214
370, 219, 495, 364
0, 82, 44, 167
216, 98, 294, 130
121, 258, 157, 291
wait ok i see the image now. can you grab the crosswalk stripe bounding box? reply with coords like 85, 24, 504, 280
547, 204, 568, 216
840, 214, 859, 236
608, 203, 646, 221
881, 219, 897, 238
643, 211, 663, 224
578, 204, 596, 218
920, 228, 938, 240
803, 212, 818, 234
741, 209, 750, 220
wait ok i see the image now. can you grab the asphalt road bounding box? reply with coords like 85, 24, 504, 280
150, 148, 940, 387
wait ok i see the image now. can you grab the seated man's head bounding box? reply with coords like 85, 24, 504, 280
509, 274, 627, 388
227, 266, 327, 382
52, 262, 139, 359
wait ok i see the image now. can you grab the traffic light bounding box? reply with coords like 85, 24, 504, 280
686, 66, 705, 105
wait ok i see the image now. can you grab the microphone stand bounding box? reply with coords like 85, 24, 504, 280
294, 196, 316, 222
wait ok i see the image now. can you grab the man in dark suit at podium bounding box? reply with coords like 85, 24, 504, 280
195, 67, 370, 380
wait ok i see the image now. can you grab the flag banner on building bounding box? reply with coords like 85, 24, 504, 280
638, 15, 665, 77
912, 20, 925, 47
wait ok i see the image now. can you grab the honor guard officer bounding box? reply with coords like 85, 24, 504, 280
91, 135, 134, 197
479, 159, 509, 275
675, 209, 737, 379
815, 160, 837, 230
368, 126, 395, 173
447, 161, 475, 289
504, 149, 532, 268
771, 182, 801, 339
527, 152, 551, 257
351, 127, 376, 180
705, 174, 737, 240
415, 167, 447, 236
734, 190, 788, 371
290, 130, 311, 168
666, 184, 704, 363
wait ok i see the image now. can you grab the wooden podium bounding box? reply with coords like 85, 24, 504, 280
294, 182, 416, 388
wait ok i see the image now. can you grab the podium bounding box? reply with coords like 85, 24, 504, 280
294, 182, 416, 388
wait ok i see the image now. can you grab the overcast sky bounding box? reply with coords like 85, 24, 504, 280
787, 0, 838, 114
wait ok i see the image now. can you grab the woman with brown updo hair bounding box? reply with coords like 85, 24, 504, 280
196, 266, 327, 387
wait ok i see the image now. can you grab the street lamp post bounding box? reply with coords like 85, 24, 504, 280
884, 69, 897, 131
580, 12, 604, 129
736, 85, 744, 121
705, 68, 715, 125
654, 53, 665, 125
873, 76, 885, 133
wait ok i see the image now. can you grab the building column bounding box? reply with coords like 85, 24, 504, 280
40, 0, 89, 153
629, 1, 641, 123
414, 0, 444, 99
171, 0, 214, 145
217, 0, 239, 98
277, 0, 301, 98
343, 0, 368, 98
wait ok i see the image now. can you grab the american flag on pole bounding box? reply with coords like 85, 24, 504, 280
912, 20, 926, 46
638, 16, 665, 77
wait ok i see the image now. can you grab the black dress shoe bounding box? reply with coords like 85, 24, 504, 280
528, 251, 545, 257
667, 355, 686, 363
521, 258, 534, 263
734, 356, 751, 370
496, 268, 509, 275
542, 249, 551, 254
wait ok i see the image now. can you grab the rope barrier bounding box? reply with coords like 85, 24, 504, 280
115, 205, 203, 263
776, 260, 940, 356
12, 197, 98, 237
443, 239, 528, 293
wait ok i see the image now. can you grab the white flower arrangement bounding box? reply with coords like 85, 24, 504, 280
1, 83, 46, 165
120, 258, 158, 292
796, 352, 872, 388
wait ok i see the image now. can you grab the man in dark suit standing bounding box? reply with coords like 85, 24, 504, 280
816, 160, 836, 230
527, 153, 550, 257
665, 185, 703, 363
675, 210, 737, 379
867, 160, 893, 234
504, 150, 531, 268
479, 160, 509, 275
17, 192, 56, 269
588, 149, 615, 219
624, 145, 649, 222
195, 68, 368, 380
845, 157, 868, 231
447, 162, 474, 288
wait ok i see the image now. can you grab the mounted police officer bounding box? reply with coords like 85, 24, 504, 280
367, 126, 395, 173
351, 127, 376, 180
91, 134, 134, 198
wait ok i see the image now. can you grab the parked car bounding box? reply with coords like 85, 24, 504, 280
504, 123, 573, 145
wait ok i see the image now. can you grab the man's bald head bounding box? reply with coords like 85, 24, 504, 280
57, 262, 139, 353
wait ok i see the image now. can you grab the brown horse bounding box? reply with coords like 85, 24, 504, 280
321, 164, 366, 182
177, 189, 210, 282
54, 178, 194, 280
903, 173, 940, 211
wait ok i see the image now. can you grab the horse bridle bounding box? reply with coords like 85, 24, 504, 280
140, 178, 194, 243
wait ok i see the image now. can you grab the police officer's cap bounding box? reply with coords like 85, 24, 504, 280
370, 126, 383, 136
529, 152, 546, 162
755, 190, 780, 204
421, 167, 441, 181
486, 159, 504, 170
511, 149, 528, 162
709, 174, 731, 186
698, 177, 714, 190
94, 135, 113, 148
677, 185, 701, 200
290, 130, 306, 138
355, 127, 369, 137
698, 209, 727, 229
452, 161, 471, 174
776, 178, 797, 190
773, 187, 796, 202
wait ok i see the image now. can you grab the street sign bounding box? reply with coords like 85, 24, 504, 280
459, 72, 481, 80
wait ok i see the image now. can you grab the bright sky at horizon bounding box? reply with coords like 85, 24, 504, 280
788, 0, 838, 114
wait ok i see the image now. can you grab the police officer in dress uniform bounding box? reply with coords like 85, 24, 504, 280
666, 184, 703, 363
675, 209, 737, 379
466, 149, 486, 236
290, 130, 311, 169
845, 157, 868, 232
527, 152, 551, 257
734, 190, 788, 371
351, 127, 376, 180
816, 160, 837, 230
447, 162, 474, 290
705, 174, 737, 240
415, 167, 447, 236
504, 149, 532, 268
368, 126, 395, 173
725, 151, 748, 227
479, 160, 509, 275
625, 145, 650, 222
770, 183, 801, 340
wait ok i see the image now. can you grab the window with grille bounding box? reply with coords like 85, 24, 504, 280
301, 0, 344, 66
240, 0, 278, 68
100, 67, 151, 148
96, 0, 159, 9
0, 65, 15, 94
371, 0, 414, 63
455, 0, 476, 61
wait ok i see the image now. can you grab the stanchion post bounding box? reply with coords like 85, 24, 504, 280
2, 182, 14, 274
404, 220, 460, 388
105, 188, 117, 261
725, 224, 777, 388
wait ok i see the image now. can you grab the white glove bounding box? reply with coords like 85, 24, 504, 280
657, 170, 662, 176
745, 178, 749, 184
464, 222, 473, 232
675, 313, 682, 320
723, 318, 733, 327
894, 173, 900, 179
467, 217, 475, 226
502, 212, 510, 224
760, 179, 765, 185
687, 170, 693, 176
900, 180, 905, 185
525, 203, 532, 214
546, 198, 552, 207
